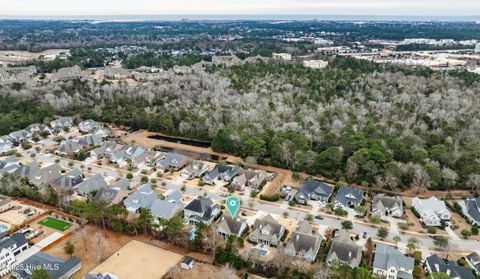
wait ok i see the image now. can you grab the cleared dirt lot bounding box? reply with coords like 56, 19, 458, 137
89, 239, 183, 279
173, 262, 239, 279
0, 49, 69, 65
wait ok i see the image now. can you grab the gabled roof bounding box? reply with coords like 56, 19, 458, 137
13, 161, 40, 179
185, 197, 214, 213
111, 179, 130, 192
463, 197, 480, 223
0, 233, 28, 250
296, 179, 333, 199
157, 152, 189, 169
52, 169, 83, 190
218, 215, 247, 236
252, 215, 284, 237
12, 252, 80, 279
328, 231, 362, 266
426, 255, 473, 279
372, 195, 403, 211
335, 185, 364, 206
373, 244, 414, 273
286, 221, 322, 257
74, 174, 108, 195
150, 199, 184, 220
29, 164, 63, 188
123, 183, 157, 212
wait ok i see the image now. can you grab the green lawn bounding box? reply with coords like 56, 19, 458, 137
38, 217, 72, 231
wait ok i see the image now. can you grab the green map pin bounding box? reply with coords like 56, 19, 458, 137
226, 196, 241, 217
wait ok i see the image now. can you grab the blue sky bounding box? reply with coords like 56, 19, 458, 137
2, 0, 479, 16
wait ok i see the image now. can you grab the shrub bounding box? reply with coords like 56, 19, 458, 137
259, 194, 280, 202
427, 227, 437, 234
288, 200, 296, 206
126, 173, 133, 179
377, 227, 389, 239
334, 208, 348, 216
341, 220, 353, 230
413, 266, 423, 278
141, 176, 148, 183
461, 229, 471, 239
471, 225, 479, 235
369, 214, 381, 224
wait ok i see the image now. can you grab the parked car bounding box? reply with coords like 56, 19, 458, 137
362, 232, 367, 239
315, 215, 323, 220
284, 194, 292, 201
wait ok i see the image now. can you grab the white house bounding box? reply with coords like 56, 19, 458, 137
372, 195, 403, 218
412, 197, 451, 227
0, 233, 30, 277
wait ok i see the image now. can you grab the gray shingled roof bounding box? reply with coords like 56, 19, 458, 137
52, 169, 83, 190
218, 215, 247, 236
0, 233, 28, 250
12, 252, 81, 279
296, 179, 333, 200
335, 185, 364, 207
328, 231, 362, 266
426, 255, 473, 279
74, 174, 108, 195
373, 243, 414, 276
123, 183, 157, 212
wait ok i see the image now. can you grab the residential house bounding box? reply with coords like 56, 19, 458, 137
466, 252, 480, 275
181, 160, 209, 179
12, 252, 81, 279
412, 197, 451, 227
51, 169, 84, 193
232, 169, 268, 191
13, 161, 40, 180
77, 134, 103, 146
425, 255, 473, 279
217, 215, 248, 238
57, 140, 84, 156
284, 221, 322, 262
29, 164, 63, 189
73, 174, 108, 196
459, 197, 480, 226
25, 124, 51, 135
372, 243, 414, 279
123, 185, 183, 221
90, 142, 125, 161
249, 215, 286, 246
94, 180, 130, 206
79, 119, 101, 133
326, 231, 362, 268
334, 185, 364, 209
51, 117, 74, 131
150, 194, 184, 221
123, 183, 157, 214
184, 197, 221, 225
372, 195, 404, 218
0, 233, 29, 277
7, 130, 31, 143
0, 158, 20, 176
0, 195, 12, 213
0, 141, 13, 155
220, 165, 241, 181
156, 152, 190, 171
295, 179, 333, 206
93, 127, 111, 139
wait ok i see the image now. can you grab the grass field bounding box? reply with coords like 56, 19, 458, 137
38, 217, 71, 231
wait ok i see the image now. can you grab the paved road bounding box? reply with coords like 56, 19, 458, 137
23, 148, 480, 256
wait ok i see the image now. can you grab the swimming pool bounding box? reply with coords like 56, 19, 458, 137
0, 224, 9, 231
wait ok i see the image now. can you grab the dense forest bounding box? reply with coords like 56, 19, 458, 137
1, 20, 480, 52
2, 55, 480, 191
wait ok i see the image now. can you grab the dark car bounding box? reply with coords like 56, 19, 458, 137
315, 215, 323, 220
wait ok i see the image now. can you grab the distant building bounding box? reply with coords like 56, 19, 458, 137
459, 196, 480, 226
334, 185, 364, 209
326, 231, 362, 268
425, 255, 473, 279
303, 60, 328, 69
475, 43, 480, 54
272, 53, 292, 61
284, 221, 322, 262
